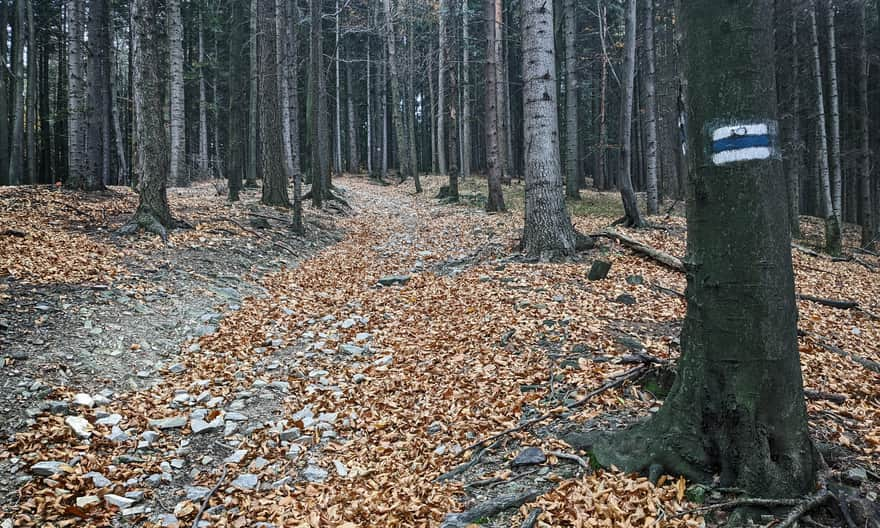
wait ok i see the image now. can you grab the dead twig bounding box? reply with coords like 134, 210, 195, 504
547, 450, 590, 470
191, 466, 228, 528
770, 490, 832, 528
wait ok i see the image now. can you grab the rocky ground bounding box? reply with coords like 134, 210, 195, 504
0, 177, 877, 528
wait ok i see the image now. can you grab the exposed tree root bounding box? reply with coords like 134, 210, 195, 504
116, 211, 172, 242
440, 489, 541, 528
520, 508, 542, 528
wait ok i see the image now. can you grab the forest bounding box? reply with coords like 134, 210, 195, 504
0, 0, 878, 526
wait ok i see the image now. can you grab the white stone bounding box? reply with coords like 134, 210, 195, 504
65, 416, 93, 438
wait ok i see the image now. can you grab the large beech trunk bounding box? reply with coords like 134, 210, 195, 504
569, 0, 817, 502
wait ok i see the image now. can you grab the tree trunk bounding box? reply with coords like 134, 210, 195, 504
785, 5, 802, 238
496, 0, 509, 182
346, 48, 360, 173
25, 0, 36, 185
826, 0, 842, 225
563, 0, 579, 200
334, 0, 342, 177
617, 0, 644, 227
428, 43, 438, 174
227, 0, 247, 201
8, 0, 25, 184
460, 0, 470, 180
521, 0, 580, 258
286, 0, 301, 180
437, 0, 447, 176
198, 9, 209, 176
643, 0, 659, 214
84, 0, 108, 191
382, 0, 412, 183
380, 31, 388, 178
406, 0, 420, 189
38, 29, 52, 183
308, 0, 329, 206
258, 0, 289, 207
0, 1, 8, 186
571, 0, 817, 502
366, 41, 373, 175
596, 0, 608, 190
168, 0, 186, 187
275, 0, 294, 179
126, 0, 175, 237
809, 0, 841, 255
485, 0, 505, 212
246, 0, 259, 187
65, 0, 85, 188
859, 1, 873, 248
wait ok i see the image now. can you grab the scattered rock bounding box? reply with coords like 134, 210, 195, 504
168, 363, 187, 374
231, 473, 259, 491
339, 344, 364, 355
615, 294, 637, 305
46, 400, 69, 414
352, 374, 367, 384
626, 274, 644, 285
373, 355, 393, 367
186, 486, 212, 501
377, 275, 411, 287
96, 413, 123, 426
333, 460, 348, 477
65, 416, 93, 438
76, 495, 100, 508
190, 417, 224, 434
302, 465, 328, 483
31, 461, 72, 476
224, 450, 248, 464
71, 393, 95, 408
845, 467, 868, 484
105, 494, 136, 509
588, 260, 612, 281
148, 416, 187, 430
511, 447, 547, 467
84, 472, 112, 488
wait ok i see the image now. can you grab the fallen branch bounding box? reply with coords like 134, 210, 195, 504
437, 438, 504, 482
592, 229, 685, 272
649, 282, 685, 299
462, 366, 648, 456
273, 241, 298, 256
1, 229, 26, 237
770, 490, 832, 528
792, 243, 821, 257
797, 294, 858, 310
547, 450, 590, 471
210, 216, 261, 237
440, 489, 541, 528
191, 466, 228, 528
804, 390, 848, 404
520, 508, 542, 528
670, 497, 803, 519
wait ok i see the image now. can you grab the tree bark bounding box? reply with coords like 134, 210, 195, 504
308, 0, 329, 206
25, 0, 35, 185
334, 0, 342, 177
0, 1, 8, 186
84, 0, 108, 191
382, 0, 412, 183
521, 0, 581, 258
65, 0, 85, 189
617, 0, 644, 227
168, 0, 186, 187
826, 0, 842, 224
366, 41, 373, 175
198, 8, 209, 176
596, 0, 608, 190
437, 0, 447, 176
643, 0, 659, 214
496, 0, 509, 182
227, 0, 246, 201
258, 0, 289, 207
563, 0, 579, 200
571, 0, 817, 501
406, 0, 420, 189
8, 0, 25, 185
785, 5, 802, 238
809, 0, 841, 255
428, 41, 437, 174
125, 0, 175, 238
859, 1, 873, 248
346, 48, 360, 173
460, 0, 470, 180
275, 0, 294, 179
246, 0, 259, 187
485, 0, 505, 212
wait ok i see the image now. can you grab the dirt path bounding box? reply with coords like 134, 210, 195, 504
1, 177, 877, 528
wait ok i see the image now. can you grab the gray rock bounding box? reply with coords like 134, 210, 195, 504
76, 495, 101, 508
168, 363, 187, 374
154, 513, 179, 527
186, 486, 212, 500
65, 416, 93, 438
279, 428, 301, 441
224, 449, 248, 464
121, 505, 150, 516
71, 393, 95, 408
46, 400, 69, 414
511, 447, 547, 467
225, 412, 248, 422
333, 460, 348, 477
373, 355, 393, 367
615, 294, 637, 305
249, 457, 269, 471
97, 414, 123, 426
191, 417, 224, 434
588, 260, 612, 281
286, 445, 303, 459
846, 467, 868, 483
340, 319, 356, 329
352, 374, 367, 384
148, 416, 187, 430
107, 426, 131, 442
270, 477, 292, 489
340, 344, 364, 355
105, 494, 135, 509
378, 274, 411, 286
116, 454, 144, 464
125, 490, 145, 502
84, 472, 112, 488
269, 381, 290, 392
31, 461, 71, 476
231, 473, 259, 491
302, 465, 328, 483
354, 333, 372, 342
145, 474, 163, 487
427, 421, 443, 434
626, 274, 644, 285
170, 459, 185, 469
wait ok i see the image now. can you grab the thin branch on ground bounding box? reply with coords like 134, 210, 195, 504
191, 466, 228, 528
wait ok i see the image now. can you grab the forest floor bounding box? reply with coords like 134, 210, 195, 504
0, 175, 877, 528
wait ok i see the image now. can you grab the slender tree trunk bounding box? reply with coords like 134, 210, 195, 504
572, 0, 818, 502
859, 1, 873, 248
437, 0, 447, 176
460, 0, 470, 180
125, 0, 174, 238
308, 0, 328, 206
643, 0, 659, 214
445, 3, 459, 200
382, 0, 412, 183
366, 41, 373, 175
617, 0, 644, 227
809, 0, 841, 255
168, 0, 186, 186
428, 43, 437, 174
258, 0, 289, 207
39, 32, 52, 183
380, 32, 388, 178
246, 0, 259, 187
521, 0, 584, 258
826, 0, 842, 224
8, 0, 25, 184
596, 0, 608, 190
563, 0, 579, 200
227, 0, 247, 201
65, 0, 85, 188
286, 0, 301, 180
25, 0, 35, 185
101, 11, 112, 186
0, 1, 8, 186
275, 0, 294, 179
785, 8, 802, 238
407, 0, 419, 189
213, 33, 223, 180
496, 0, 509, 182
346, 49, 359, 173
198, 9, 209, 176
83, 0, 108, 191
334, 0, 342, 176
485, 0, 505, 212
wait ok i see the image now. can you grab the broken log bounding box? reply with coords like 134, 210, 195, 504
800, 330, 880, 375
1, 229, 26, 237
804, 390, 848, 404
593, 229, 685, 272
797, 294, 859, 310
440, 489, 541, 528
